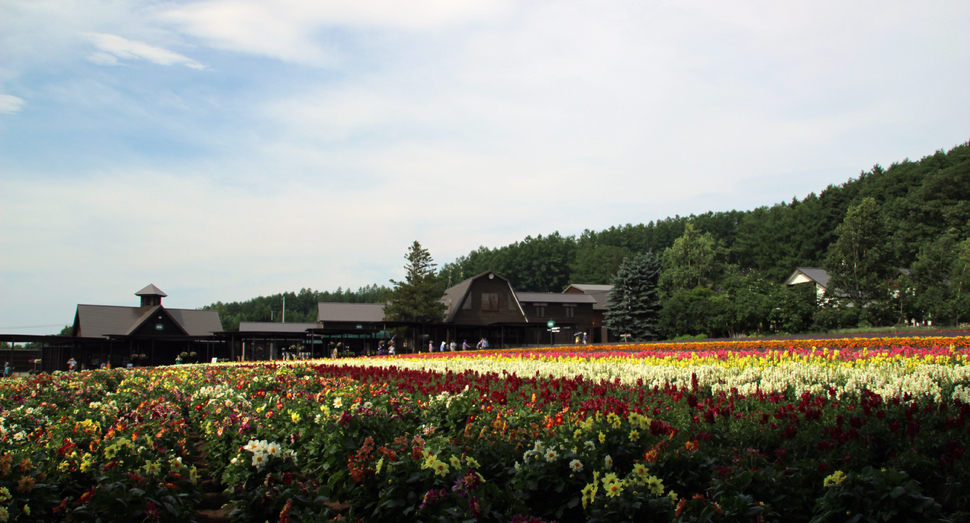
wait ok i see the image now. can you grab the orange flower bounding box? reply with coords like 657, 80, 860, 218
675, 499, 686, 516
17, 475, 35, 492
78, 487, 96, 505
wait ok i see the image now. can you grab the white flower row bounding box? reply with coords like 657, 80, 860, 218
306, 356, 970, 401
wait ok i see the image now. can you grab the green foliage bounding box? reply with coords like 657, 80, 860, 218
824, 197, 895, 308
659, 223, 730, 298
811, 467, 944, 523
768, 282, 818, 333
659, 287, 734, 339
570, 243, 632, 285
721, 271, 775, 335
439, 232, 577, 292
952, 238, 970, 325
603, 252, 662, 341
438, 142, 969, 306
384, 241, 447, 323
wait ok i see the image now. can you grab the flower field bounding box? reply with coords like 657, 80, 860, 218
2, 336, 970, 522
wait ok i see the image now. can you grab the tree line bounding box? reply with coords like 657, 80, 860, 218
439, 141, 970, 337
206, 140, 969, 337
440, 142, 969, 291
204, 285, 391, 332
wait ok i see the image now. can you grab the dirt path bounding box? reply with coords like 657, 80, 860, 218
187, 430, 231, 523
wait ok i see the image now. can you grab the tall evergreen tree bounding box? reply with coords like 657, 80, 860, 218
604, 252, 662, 341
384, 241, 447, 323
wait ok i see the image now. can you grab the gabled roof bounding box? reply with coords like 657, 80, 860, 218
317, 303, 386, 323
563, 284, 612, 293
135, 284, 167, 297
563, 283, 613, 310
167, 308, 223, 335
784, 267, 831, 288
124, 305, 188, 336
516, 292, 598, 304
442, 270, 524, 323
74, 304, 221, 338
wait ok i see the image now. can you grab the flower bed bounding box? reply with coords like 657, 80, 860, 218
2, 339, 970, 522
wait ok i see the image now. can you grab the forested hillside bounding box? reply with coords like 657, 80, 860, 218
439, 141, 970, 290
209, 141, 969, 336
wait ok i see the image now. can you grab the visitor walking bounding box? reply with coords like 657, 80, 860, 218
462, 340, 470, 351
67, 357, 77, 372
440, 341, 446, 353
3, 361, 10, 378
449, 341, 456, 352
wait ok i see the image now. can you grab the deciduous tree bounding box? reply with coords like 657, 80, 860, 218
659, 223, 729, 297
823, 197, 894, 303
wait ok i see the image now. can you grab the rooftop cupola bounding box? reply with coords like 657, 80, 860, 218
135, 284, 168, 308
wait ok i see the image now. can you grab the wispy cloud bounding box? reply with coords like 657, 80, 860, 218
85, 33, 205, 69
160, 0, 511, 65
0, 94, 25, 113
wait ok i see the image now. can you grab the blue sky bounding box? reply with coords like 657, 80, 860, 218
2, 0, 968, 334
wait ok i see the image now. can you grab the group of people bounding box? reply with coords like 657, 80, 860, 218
428, 337, 489, 352
375, 341, 395, 356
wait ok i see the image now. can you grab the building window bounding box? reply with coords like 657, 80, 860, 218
482, 293, 499, 311
535, 306, 546, 318
564, 305, 575, 318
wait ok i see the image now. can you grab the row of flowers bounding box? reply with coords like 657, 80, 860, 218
2, 340, 969, 521
348, 345, 970, 403
485, 335, 970, 354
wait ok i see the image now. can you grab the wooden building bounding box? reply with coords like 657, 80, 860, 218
784, 267, 832, 301
312, 271, 598, 351
562, 284, 613, 343
312, 303, 399, 356
67, 284, 223, 369
231, 322, 320, 361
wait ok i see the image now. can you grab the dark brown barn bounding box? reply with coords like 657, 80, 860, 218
562, 284, 613, 343
68, 284, 223, 369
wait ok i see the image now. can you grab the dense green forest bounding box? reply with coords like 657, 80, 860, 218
439, 142, 970, 290
207, 141, 970, 336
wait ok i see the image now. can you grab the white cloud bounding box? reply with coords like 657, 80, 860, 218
0, 94, 25, 113
85, 33, 205, 69
161, 0, 512, 65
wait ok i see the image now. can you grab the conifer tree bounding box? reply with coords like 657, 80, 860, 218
384, 241, 447, 323
604, 251, 662, 341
